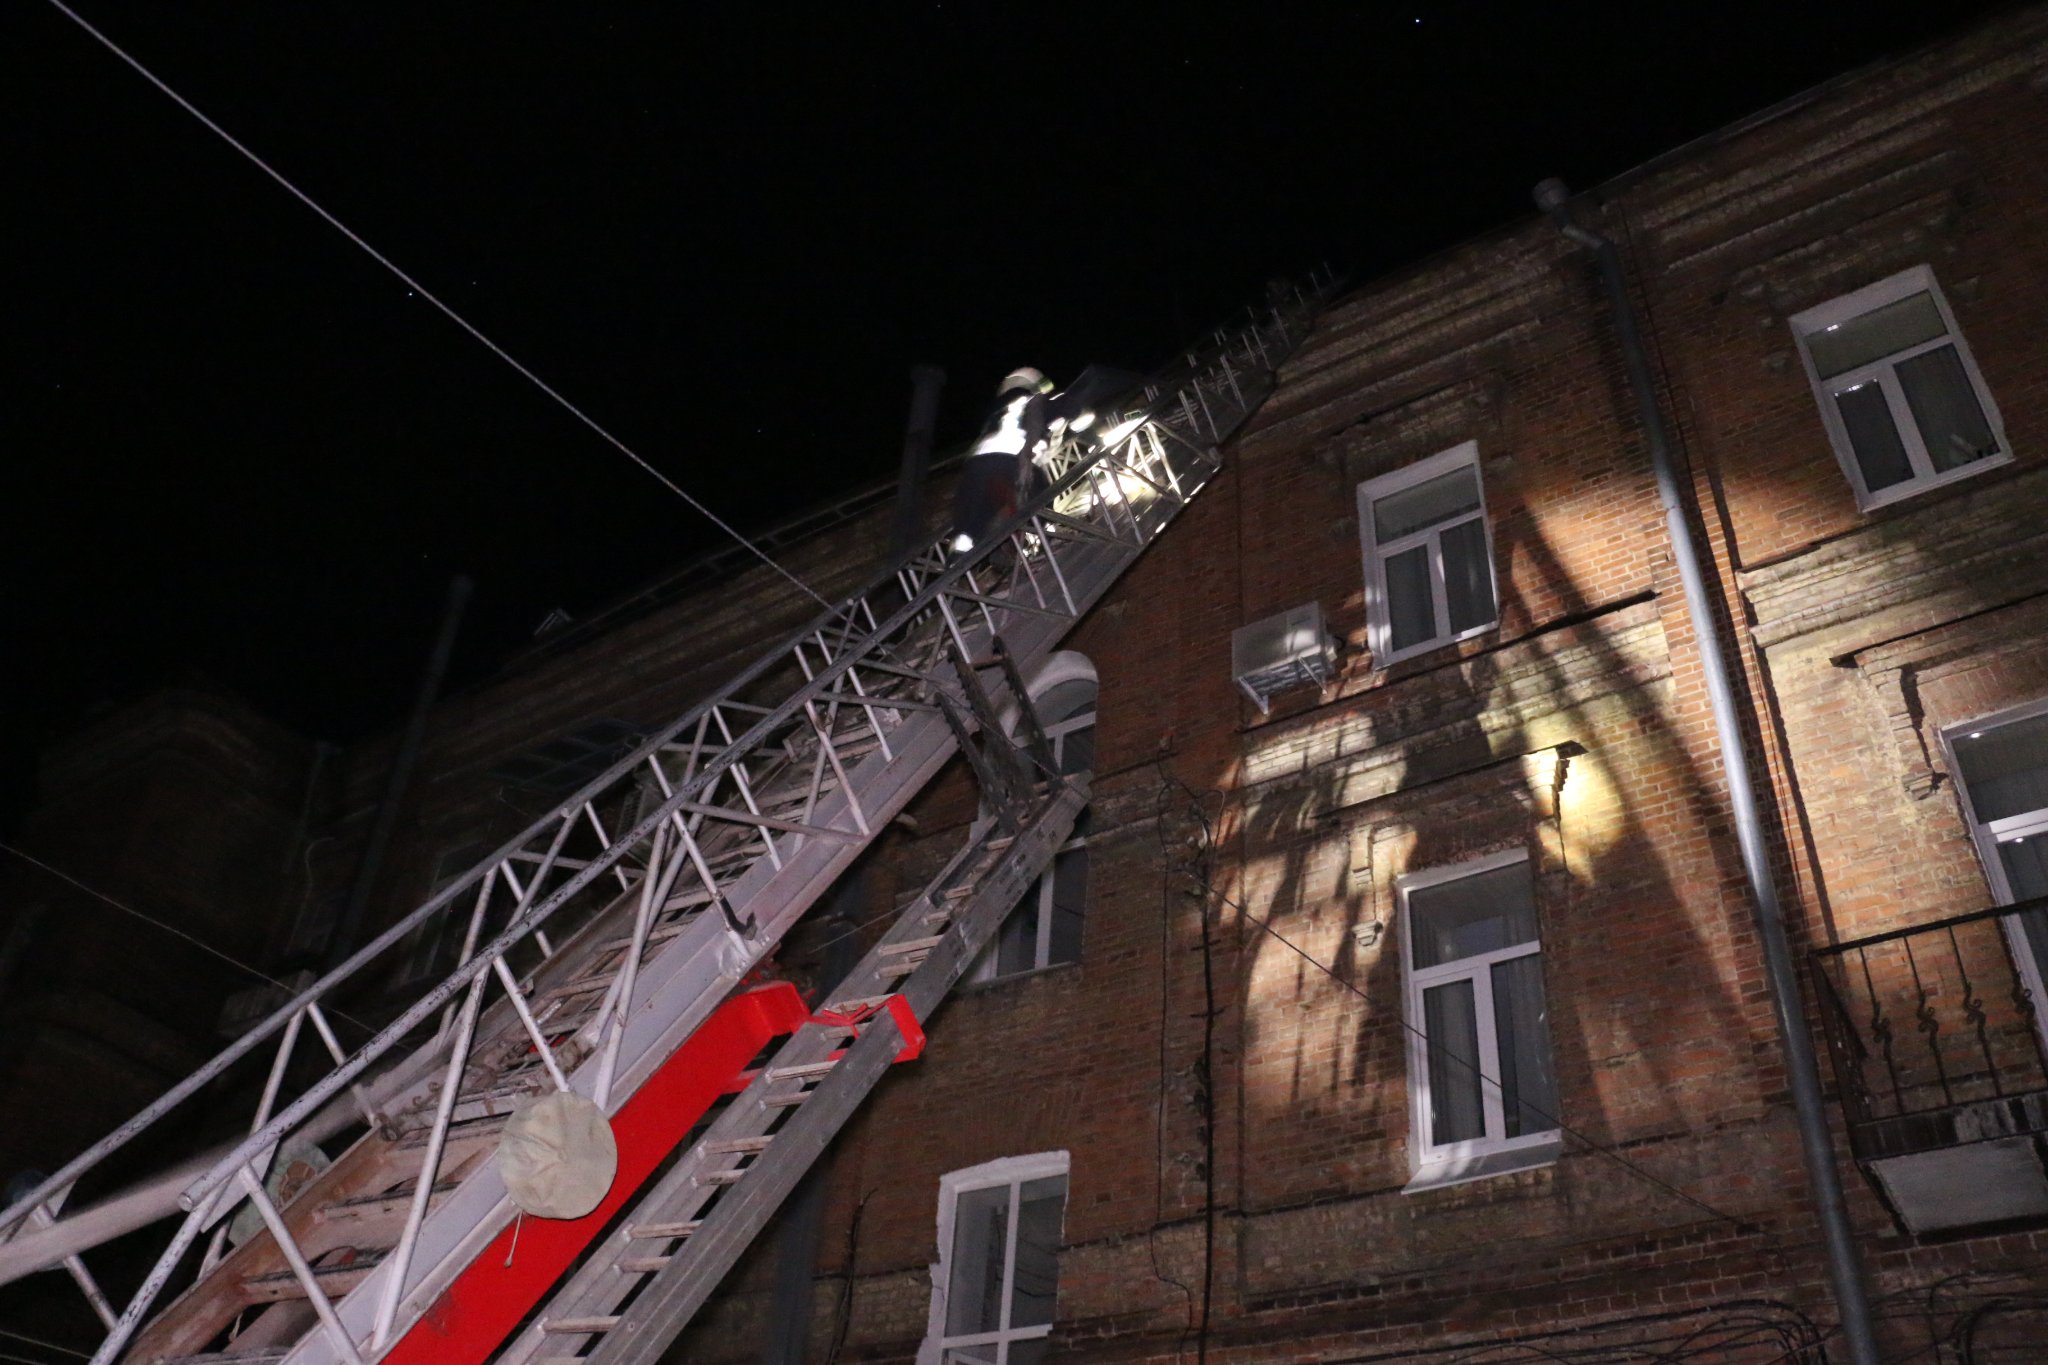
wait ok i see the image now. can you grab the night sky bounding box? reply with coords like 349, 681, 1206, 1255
5, 2, 2015, 825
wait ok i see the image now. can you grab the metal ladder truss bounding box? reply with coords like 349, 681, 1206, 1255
0, 274, 1333, 1365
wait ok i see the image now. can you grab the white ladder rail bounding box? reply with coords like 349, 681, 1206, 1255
0, 288, 1327, 1365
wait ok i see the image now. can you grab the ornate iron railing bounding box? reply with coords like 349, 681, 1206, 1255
1811, 901, 2048, 1151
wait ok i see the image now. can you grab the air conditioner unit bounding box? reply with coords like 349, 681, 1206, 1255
1231, 602, 1339, 715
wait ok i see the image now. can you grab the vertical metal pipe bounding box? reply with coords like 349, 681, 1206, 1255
327, 573, 473, 967
891, 364, 947, 558
1535, 177, 1878, 1365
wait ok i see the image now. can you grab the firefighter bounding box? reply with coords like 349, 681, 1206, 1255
951, 366, 1053, 553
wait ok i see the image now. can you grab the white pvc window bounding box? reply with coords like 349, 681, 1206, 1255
1943, 703, 2048, 1049
922, 1153, 1069, 1365
1790, 265, 2008, 510
1357, 442, 1499, 665
974, 675, 1094, 981
1400, 852, 1560, 1183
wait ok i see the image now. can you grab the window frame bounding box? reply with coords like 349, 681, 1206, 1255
1356, 441, 1501, 666
1397, 849, 1562, 1187
973, 661, 1095, 984
1789, 264, 2009, 511
920, 1152, 1071, 1365
1938, 700, 2048, 1053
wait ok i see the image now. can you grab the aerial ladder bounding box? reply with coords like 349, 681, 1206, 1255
0, 279, 1332, 1365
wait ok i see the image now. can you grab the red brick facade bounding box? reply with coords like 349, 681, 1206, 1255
9, 10, 2048, 1362
697, 13, 2048, 1363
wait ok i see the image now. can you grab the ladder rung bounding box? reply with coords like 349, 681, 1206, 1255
597, 921, 690, 954
707, 1135, 774, 1154
243, 1251, 385, 1303
986, 836, 1015, 851
878, 957, 924, 981
879, 935, 945, 956
543, 1316, 621, 1334
627, 1220, 702, 1240
618, 1255, 672, 1273
942, 884, 975, 901
701, 1168, 746, 1186
824, 995, 888, 1014
766, 1059, 838, 1081
397, 1114, 509, 1149
763, 1090, 810, 1108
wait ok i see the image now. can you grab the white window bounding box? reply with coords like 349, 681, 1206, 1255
1357, 442, 1499, 665
922, 1153, 1069, 1365
1944, 704, 2048, 1047
974, 671, 1094, 982
1399, 851, 1561, 1188
1790, 265, 2008, 510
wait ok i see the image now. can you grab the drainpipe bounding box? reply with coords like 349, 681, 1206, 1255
326, 572, 474, 968
891, 365, 947, 559
1534, 178, 1878, 1365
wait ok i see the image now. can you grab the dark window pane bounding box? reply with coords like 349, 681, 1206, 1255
1384, 545, 1434, 653
1035, 680, 1097, 728
1896, 344, 1998, 472
946, 1184, 1009, 1336
1423, 979, 1485, 1145
1806, 291, 1946, 378
1048, 846, 1086, 966
1491, 953, 1559, 1138
1835, 382, 1913, 492
1055, 724, 1094, 778
1373, 465, 1481, 541
994, 891, 1041, 977
1008, 1175, 1066, 1328
1004, 1342, 1049, 1365
946, 1347, 999, 1365
1409, 864, 1539, 969
1998, 838, 2048, 902
1955, 713, 2048, 823
1440, 518, 1497, 634
2015, 905, 2048, 1006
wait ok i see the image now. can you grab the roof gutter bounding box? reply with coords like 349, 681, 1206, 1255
1533, 177, 1878, 1365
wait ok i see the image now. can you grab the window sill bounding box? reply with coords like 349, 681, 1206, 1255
1852, 449, 2011, 513
1402, 1136, 1563, 1195
1372, 620, 1500, 670
960, 959, 1082, 993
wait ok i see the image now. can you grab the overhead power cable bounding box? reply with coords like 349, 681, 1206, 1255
0, 840, 374, 1037
45, 0, 836, 615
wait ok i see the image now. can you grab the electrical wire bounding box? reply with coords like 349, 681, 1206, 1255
0, 841, 374, 1036
1150, 764, 1757, 1236
43, 0, 837, 615
0, 1327, 91, 1362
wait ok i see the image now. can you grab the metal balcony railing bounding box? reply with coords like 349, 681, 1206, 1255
1811, 901, 2048, 1158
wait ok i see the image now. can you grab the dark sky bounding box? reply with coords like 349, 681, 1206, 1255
4, 2, 2015, 822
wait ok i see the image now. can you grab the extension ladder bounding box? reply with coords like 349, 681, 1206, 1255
0, 278, 1331, 1365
